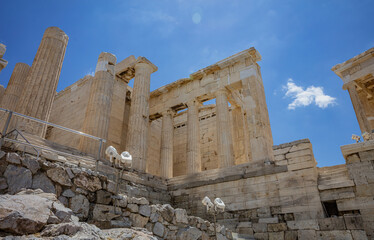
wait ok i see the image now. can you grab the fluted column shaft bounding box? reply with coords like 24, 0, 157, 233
216, 89, 235, 168
186, 99, 201, 174
1, 63, 30, 111
160, 110, 174, 178
79, 52, 116, 155
126, 62, 153, 172
15, 27, 68, 137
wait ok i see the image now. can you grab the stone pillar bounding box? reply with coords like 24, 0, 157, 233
0, 44, 8, 73
241, 65, 274, 163
1, 63, 30, 111
126, 58, 157, 172
15, 27, 68, 137
79, 52, 116, 155
346, 81, 372, 133
186, 99, 202, 174
215, 89, 235, 168
160, 109, 174, 178
0, 85, 4, 104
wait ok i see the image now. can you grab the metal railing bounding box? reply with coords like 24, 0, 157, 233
0, 107, 106, 171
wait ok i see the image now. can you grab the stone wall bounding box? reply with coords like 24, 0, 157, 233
341, 140, 374, 239
47, 75, 93, 149
1, 138, 373, 239
47, 75, 130, 154
0, 150, 234, 239
168, 139, 369, 239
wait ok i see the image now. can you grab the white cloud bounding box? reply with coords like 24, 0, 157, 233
284, 79, 336, 110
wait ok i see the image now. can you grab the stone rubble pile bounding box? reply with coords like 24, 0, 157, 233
0, 150, 233, 240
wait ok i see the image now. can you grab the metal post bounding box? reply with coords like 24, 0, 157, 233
0, 111, 13, 149
96, 139, 103, 172
213, 210, 218, 240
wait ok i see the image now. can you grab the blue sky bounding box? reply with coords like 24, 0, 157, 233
1, 0, 373, 167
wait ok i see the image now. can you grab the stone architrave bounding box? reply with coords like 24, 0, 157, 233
79, 52, 117, 155
186, 99, 202, 174
1, 63, 30, 111
215, 89, 235, 168
15, 27, 68, 138
126, 58, 157, 172
160, 109, 174, 178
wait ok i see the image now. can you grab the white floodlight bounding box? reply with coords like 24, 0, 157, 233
105, 146, 118, 163
202, 196, 214, 211
120, 151, 132, 167
214, 198, 225, 211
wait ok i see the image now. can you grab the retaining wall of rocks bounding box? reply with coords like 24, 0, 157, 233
0, 149, 233, 239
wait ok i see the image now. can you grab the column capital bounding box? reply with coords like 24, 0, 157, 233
43, 27, 69, 45
186, 98, 202, 108
215, 88, 228, 96
135, 57, 158, 73
161, 108, 175, 117
95, 52, 117, 75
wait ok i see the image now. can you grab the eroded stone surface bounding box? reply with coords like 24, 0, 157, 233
32, 173, 56, 194
73, 172, 102, 192
47, 167, 72, 187
4, 165, 32, 194
70, 194, 89, 219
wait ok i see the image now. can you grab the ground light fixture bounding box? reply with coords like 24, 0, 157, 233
202, 196, 226, 240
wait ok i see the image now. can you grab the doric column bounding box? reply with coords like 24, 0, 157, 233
126, 58, 157, 172
1, 63, 30, 111
79, 52, 116, 155
346, 81, 372, 133
241, 68, 274, 163
160, 109, 174, 178
186, 99, 202, 174
215, 89, 235, 168
15, 27, 68, 137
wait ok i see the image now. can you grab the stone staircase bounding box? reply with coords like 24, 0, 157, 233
3, 130, 98, 169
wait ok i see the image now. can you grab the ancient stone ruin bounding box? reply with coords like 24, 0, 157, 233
0, 26, 373, 239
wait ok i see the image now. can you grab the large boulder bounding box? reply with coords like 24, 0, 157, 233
41, 221, 101, 238
0, 189, 73, 235
4, 165, 32, 194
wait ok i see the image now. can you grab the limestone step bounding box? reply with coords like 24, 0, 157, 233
4, 130, 97, 168
232, 233, 255, 240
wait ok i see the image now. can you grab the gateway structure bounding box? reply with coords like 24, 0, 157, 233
1, 27, 374, 239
